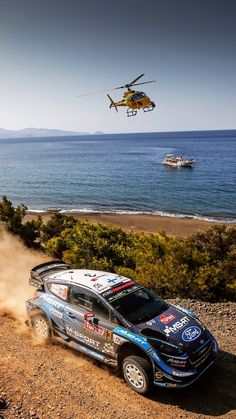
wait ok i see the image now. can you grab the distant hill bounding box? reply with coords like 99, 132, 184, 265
0, 127, 90, 139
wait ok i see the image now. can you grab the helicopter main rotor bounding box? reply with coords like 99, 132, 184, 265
115, 73, 156, 91
77, 74, 156, 97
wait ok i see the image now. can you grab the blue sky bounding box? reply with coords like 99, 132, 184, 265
0, 0, 235, 133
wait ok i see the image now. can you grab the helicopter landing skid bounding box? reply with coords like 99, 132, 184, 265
127, 108, 137, 117
143, 102, 156, 113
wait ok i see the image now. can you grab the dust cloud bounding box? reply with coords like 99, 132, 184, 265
0, 225, 49, 321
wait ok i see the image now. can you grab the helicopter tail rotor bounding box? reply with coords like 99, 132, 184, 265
107, 94, 118, 112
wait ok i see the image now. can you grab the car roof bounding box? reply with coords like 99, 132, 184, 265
47, 269, 132, 294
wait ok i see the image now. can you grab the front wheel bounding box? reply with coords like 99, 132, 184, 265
32, 314, 51, 341
122, 355, 153, 394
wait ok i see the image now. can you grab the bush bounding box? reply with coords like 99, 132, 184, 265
0, 195, 27, 235
1, 196, 235, 301
43, 220, 235, 301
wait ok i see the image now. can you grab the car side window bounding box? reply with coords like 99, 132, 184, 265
69, 285, 93, 310
69, 286, 110, 321
48, 282, 68, 301
92, 297, 110, 320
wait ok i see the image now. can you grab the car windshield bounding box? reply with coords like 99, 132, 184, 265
110, 287, 168, 324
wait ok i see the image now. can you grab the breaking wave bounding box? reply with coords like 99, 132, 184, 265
27, 207, 236, 224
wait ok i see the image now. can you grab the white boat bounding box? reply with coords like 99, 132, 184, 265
163, 154, 196, 167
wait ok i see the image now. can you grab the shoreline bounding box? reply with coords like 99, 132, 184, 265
25, 211, 236, 237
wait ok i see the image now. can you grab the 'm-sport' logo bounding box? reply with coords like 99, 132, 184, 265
182, 326, 201, 342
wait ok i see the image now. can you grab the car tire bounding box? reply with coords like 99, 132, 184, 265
122, 355, 153, 394
32, 314, 51, 341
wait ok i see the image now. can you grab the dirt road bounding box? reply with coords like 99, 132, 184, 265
1, 300, 235, 419
0, 230, 236, 418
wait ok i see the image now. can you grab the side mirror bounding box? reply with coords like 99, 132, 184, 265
84, 312, 95, 324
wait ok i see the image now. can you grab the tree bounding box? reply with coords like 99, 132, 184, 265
0, 195, 27, 235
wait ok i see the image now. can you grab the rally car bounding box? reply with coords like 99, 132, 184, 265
26, 261, 218, 394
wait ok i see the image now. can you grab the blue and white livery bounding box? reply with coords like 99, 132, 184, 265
26, 261, 218, 395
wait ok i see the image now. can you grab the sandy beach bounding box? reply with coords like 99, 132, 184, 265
25, 211, 235, 237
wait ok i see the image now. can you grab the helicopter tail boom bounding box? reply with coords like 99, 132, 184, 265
107, 94, 118, 112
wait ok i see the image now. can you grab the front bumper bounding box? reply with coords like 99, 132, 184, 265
152, 338, 218, 389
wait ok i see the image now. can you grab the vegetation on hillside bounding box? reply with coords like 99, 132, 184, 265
0, 196, 235, 302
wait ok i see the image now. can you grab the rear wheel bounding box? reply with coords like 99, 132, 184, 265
122, 355, 153, 394
32, 314, 51, 341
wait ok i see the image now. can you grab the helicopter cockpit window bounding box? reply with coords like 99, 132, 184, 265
133, 93, 142, 100
139, 93, 145, 99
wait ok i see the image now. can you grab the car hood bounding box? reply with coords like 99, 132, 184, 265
134, 304, 209, 351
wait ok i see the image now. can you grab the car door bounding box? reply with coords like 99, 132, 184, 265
63, 285, 116, 357
45, 282, 69, 330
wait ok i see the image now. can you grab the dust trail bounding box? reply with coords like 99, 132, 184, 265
0, 225, 49, 321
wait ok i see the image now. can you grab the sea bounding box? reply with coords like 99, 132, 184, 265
0, 130, 236, 222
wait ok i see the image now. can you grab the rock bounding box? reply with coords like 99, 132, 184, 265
0, 398, 7, 410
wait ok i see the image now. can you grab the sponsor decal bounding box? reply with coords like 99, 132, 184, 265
103, 284, 141, 303
146, 319, 155, 326
111, 281, 134, 293
182, 326, 202, 342
107, 330, 113, 340
84, 320, 107, 337
40, 294, 64, 310
83, 320, 113, 340
167, 358, 187, 368
160, 313, 176, 325
89, 274, 106, 282
155, 370, 163, 380
50, 283, 68, 300
113, 334, 128, 345
90, 275, 130, 294
102, 289, 114, 299
163, 316, 190, 337
103, 342, 115, 354
107, 277, 122, 285
50, 308, 63, 319
84, 272, 97, 278
172, 370, 193, 377
114, 327, 151, 351
92, 283, 109, 293
66, 326, 100, 348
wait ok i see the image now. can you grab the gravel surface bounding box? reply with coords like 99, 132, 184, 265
1, 299, 236, 419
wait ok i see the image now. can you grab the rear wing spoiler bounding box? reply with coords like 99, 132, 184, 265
29, 261, 71, 289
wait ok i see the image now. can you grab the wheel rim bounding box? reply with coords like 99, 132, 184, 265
125, 363, 144, 389
34, 318, 48, 338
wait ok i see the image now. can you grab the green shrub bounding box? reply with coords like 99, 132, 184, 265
1, 196, 235, 301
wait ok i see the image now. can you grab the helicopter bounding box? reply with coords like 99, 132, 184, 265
107, 74, 156, 117
77, 74, 156, 117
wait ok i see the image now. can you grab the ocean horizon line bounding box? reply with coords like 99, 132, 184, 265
1, 128, 236, 141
